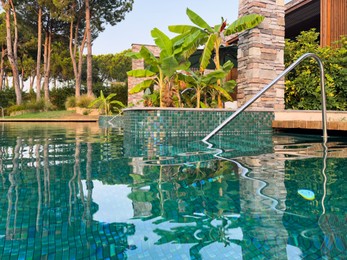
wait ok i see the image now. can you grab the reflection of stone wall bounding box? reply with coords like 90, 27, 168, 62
238, 153, 288, 259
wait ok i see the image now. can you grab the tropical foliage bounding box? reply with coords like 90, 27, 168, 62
169, 9, 264, 108
88, 90, 126, 115
285, 29, 347, 110
127, 9, 264, 108
127, 27, 198, 107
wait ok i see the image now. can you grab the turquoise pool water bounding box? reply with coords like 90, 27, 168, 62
0, 123, 346, 259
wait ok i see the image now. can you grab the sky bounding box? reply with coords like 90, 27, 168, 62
93, 0, 238, 54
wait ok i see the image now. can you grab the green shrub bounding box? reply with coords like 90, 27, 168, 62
43, 101, 57, 111
77, 94, 95, 108
92, 83, 128, 106
5, 104, 26, 116
25, 99, 45, 111
65, 96, 76, 109
50, 86, 75, 110
285, 30, 347, 110
0, 88, 17, 108
82, 109, 90, 115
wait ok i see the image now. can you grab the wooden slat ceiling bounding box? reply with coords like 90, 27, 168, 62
285, 0, 321, 39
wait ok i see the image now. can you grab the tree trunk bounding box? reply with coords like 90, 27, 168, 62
196, 87, 201, 108
29, 75, 35, 93
69, 18, 87, 98
36, 6, 42, 101
85, 0, 93, 96
43, 31, 52, 103
21, 66, 24, 90
2, 0, 22, 104
161, 81, 173, 107
0, 46, 5, 91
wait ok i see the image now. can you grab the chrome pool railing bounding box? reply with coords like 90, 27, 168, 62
203, 53, 328, 144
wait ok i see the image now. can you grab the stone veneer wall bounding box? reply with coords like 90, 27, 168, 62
237, 0, 285, 110
127, 44, 160, 107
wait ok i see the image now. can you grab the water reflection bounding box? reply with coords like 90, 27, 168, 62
0, 123, 345, 259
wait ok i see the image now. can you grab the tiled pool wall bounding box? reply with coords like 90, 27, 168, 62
101, 108, 274, 136
100, 109, 275, 158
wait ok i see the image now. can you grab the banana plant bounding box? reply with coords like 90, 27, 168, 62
169, 9, 264, 107
88, 90, 125, 115
179, 61, 236, 108
127, 28, 200, 107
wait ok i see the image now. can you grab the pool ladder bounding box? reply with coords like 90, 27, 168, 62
203, 53, 328, 144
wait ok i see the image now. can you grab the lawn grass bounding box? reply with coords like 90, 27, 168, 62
5, 110, 76, 119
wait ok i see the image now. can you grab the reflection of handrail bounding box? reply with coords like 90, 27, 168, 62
206, 143, 308, 218
203, 53, 328, 143
321, 142, 328, 215
108, 114, 121, 127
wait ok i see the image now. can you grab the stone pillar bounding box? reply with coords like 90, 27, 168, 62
237, 0, 285, 110
128, 44, 145, 107
128, 44, 160, 107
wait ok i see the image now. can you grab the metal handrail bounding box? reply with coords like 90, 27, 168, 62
203, 53, 328, 143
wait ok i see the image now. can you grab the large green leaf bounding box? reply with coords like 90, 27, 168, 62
213, 85, 232, 100
176, 60, 191, 71
225, 14, 264, 35
223, 80, 236, 92
139, 46, 158, 66
186, 8, 213, 33
222, 60, 234, 71
105, 93, 118, 101
178, 74, 193, 85
161, 56, 179, 77
129, 79, 155, 94
200, 34, 217, 71
168, 25, 200, 34
202, 70, 227, 84
151, 28, 173, 57
173, 30, 203, 58
110, 100, 126, 108
126, 51, 142, 59
127, 69, 156, 78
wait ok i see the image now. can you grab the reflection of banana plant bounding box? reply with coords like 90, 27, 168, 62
169, 9, 264, 107
179, 61, 235, 108
154, 215, 241, 259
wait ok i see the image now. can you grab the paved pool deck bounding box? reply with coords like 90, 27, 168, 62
273, 110, 347, 131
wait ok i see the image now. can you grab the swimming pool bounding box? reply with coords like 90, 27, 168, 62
0, 122, 346, 259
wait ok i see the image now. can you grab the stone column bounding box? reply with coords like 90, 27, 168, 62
127, 44, 160, 107
237, 0, 285, 110
128, 44, 145, 107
